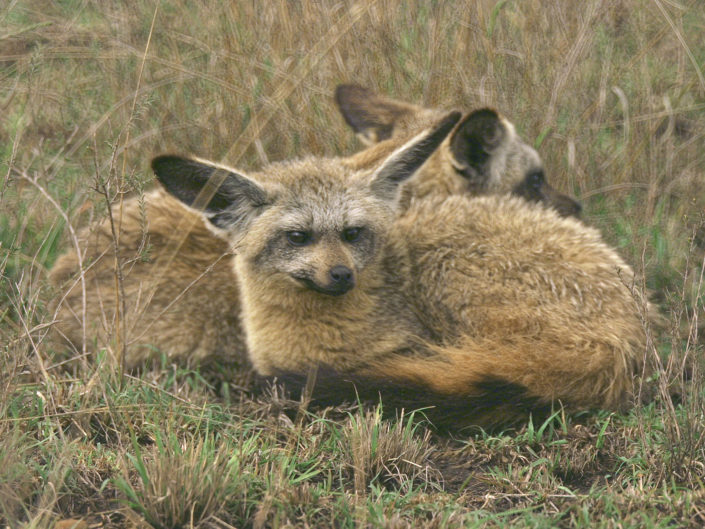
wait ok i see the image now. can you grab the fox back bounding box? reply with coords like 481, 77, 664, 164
386, 194, 645, 413
48, 189, 246, 372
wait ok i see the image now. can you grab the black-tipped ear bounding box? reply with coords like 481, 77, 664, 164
335, 84, 416, 145
152, 155, 269, 230
370, 111, 462, 202
450, 108, 507, 180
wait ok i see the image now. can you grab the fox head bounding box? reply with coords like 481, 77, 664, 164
152, 112, 461, 300
335, 84, 581, 218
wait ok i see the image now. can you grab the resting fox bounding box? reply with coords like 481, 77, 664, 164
336, 84, 581, 217
153, 113, 646, 430
48, 86, 579, 370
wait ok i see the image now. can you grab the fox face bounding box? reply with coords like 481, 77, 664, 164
153, 112, 461, 302
235, 163, 386, 297
336, 84, 581, 217
259, 223, 377, 297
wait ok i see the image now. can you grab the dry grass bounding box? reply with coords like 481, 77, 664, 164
339, 407, 441, 495
115, 432, 243, 528
2, 0, 705, 527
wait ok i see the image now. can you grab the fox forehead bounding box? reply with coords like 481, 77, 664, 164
251, 157, 386, 231
253, 156, 360, 189
276, 198, 377, 232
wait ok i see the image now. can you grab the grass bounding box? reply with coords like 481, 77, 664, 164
2, 0, 705, 527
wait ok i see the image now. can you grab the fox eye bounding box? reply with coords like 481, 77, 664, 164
527, 170, 544, 190
286, 231, 312, 246
342, 227, 363, 243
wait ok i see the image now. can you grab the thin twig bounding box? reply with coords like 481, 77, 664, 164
93, 142, 128, 376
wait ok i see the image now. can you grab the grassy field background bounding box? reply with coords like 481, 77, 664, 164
2, 0, 705, 527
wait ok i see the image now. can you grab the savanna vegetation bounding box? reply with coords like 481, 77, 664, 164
1, 1, 704, 527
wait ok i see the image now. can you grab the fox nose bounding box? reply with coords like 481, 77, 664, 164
329, 265, 353, 285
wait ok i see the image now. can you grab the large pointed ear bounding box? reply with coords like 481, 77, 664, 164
450, 108, 508, 184
335, 84, 420, 145
369, 111, 461, 202
152, 155, 270, 231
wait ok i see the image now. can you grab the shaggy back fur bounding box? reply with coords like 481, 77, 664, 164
48, 190, 246, 372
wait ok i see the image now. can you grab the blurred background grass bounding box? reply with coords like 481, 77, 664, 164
2, 0, 704, 305
1, 1, 704, 526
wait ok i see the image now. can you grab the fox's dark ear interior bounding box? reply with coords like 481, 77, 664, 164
371, 111, 461, 202
152, 155, 268, 230
152, 155, 234, 212
450, 108, 507, 174
335, 84, 414, 144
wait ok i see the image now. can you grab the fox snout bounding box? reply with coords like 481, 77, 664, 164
295, 264, 356, 296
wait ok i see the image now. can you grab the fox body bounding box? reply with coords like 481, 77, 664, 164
336, 84, 581, 217
155, 114, 646, 429
48, 189, 246, 371
50, 87, 573, 369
